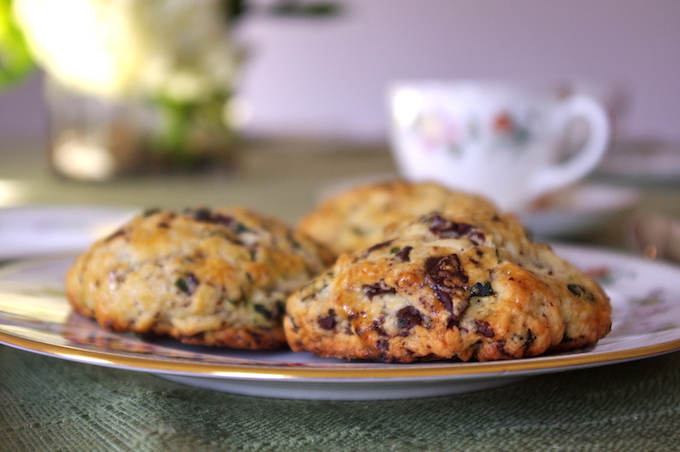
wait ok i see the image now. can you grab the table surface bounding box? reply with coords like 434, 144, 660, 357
1, 138, 679, 451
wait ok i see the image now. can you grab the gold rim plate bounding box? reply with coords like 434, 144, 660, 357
0, 245, 678, 398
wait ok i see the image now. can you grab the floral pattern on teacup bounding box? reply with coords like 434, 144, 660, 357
490, 111, 531, 148
411, 108, 532, 157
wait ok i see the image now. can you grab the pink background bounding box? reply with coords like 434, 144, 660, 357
0, 1, 678, 145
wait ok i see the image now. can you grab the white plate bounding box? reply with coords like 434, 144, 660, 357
0, 245, 678, 400
0, 205, 139, 260
519, 183, 641, 239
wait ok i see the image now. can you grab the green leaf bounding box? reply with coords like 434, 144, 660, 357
0, 0, 35, 90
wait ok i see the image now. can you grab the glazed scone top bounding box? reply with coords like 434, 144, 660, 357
298, 180, 500, 255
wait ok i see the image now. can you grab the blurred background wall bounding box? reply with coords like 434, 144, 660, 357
1, 0, 679, 145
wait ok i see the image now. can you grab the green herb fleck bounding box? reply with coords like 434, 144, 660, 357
174, 273, 199, 295
351, 226, 365, 237
276, 300, 286, 315
567, 284, 594, 301
175, 277, 189, 293
254, 304, 273, 319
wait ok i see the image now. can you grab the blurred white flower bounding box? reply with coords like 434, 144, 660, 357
13, 0, 238, 102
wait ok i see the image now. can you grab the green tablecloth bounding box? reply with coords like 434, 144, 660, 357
1, 345, 678, 451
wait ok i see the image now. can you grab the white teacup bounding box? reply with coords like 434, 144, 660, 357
388, 81, 611, 212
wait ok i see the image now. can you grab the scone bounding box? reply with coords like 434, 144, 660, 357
285, 211, 612, 363
65, 207, 336, 349
298, 179, 499, 255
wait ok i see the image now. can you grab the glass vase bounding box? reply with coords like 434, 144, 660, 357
45, 78, 235, 181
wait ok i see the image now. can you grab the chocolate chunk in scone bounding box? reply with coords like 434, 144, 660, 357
65, 207, 336, 349
285, 212, 611, 363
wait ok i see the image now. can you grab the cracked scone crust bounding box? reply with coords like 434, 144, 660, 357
65, 207, 335, 349
298, 180, 499, 255
285, 212, 612, 363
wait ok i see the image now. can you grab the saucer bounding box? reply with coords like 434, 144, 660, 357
519, 183, 641, 239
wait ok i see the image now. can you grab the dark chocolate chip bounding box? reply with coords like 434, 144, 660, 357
318, 310, 337, 330
427, 214, 486, 244
424, 254, 470, 328
396, 306, 422, 330
366, 239, 395, 254
395, 246, 413, 262
476, 320, 495, 338
470, 281, 494, 297
363, 282, 397, 300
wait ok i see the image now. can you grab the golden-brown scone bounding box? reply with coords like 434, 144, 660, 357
285, 211, 611, 363
65, 207, 336, 349
298, 180, 499, 255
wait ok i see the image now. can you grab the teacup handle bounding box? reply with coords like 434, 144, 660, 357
528, 94, 610, 197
